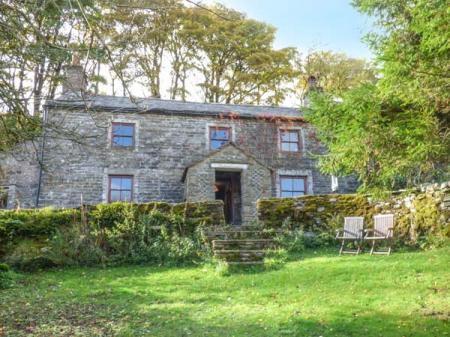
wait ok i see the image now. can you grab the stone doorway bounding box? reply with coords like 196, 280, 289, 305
215, 171, 242, 226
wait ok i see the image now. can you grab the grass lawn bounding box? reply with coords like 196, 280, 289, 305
1, 247, 449, 337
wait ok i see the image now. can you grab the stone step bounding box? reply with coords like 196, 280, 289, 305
214, 249, 266, 255
212, 239, 276, 250
205, 230, 273, 240
214, 250, 266, 262
206, 225, 264, 232
227, 261, 264, 265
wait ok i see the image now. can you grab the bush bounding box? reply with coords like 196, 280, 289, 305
0, 271, 16, 289
0, 208, 80, 245
275, 230, 306, 253
0, 200, 223, 269
2, 239, 52, 271
264, 249, 288, 270
41, 208, 208, 267
0, 264, 19, 289
0, 262, 10, 272
417, 234, 450, 250
90, 202, 138, 230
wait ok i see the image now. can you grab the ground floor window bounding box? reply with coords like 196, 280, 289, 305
108, 175, 133, 202
0, 186, 8, 209
280, 176, 306, 197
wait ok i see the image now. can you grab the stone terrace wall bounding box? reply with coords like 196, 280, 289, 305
257, 181, 450, 243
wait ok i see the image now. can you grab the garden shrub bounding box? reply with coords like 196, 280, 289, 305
90, 202, 137, 229
38, 208, 209, 267
0, 262, 10, 272
0, 200, 224, 266
264, 249, 288, 270
0, 208, 80, 246
0, 268, 17, 289
0, 262, 21, 289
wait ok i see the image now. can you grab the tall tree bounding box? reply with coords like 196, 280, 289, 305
0, 0, 104, 151
185, 4, 296, 105
106, 0, 182, 98
353, 0, 449, 128
296, 50, 376, 101
306, 0, 450, 192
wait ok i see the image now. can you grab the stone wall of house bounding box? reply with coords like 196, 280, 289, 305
32, 106, 354, 208
1, 104, 357, 210
184, 144, 272, 223
0, 143, 40, 209
257, 181, 450, 243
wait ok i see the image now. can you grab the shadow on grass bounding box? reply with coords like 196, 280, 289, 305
2, 247, 448, 337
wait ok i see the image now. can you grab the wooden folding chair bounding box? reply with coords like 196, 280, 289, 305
365, 214, 394, 255
335, 217, 364, 255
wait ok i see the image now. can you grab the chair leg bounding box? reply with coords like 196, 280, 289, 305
339, 239, 345, 255
370, 239, 375, 255
356, 240, 361, 255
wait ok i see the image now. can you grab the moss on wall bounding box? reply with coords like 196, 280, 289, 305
257, 184, 449, 244
0, 200, 225, 258
172, 200, 225, 226
257, 194, 373, 232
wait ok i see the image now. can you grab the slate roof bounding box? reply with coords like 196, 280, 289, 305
45, 93, 304, 119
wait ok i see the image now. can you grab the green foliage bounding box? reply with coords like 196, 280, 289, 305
275, 228, 335, 253
306, 0, 450, 192
307, 85, 448, 191
263, 248, 288, 270
0, 208, 80, 245
0, 262, 19, 290
0, 269, 17, 289
90, 202, 137, 229
353, 0, 450, 125
0, 201, 223, 269
7, 206, 209, 269
418, 234, 450, 251
0, 114, 42, 152
296, 50, 376, 97
0, 262, 10, 272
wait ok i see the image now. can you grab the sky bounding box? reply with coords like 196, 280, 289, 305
203, 0, 375, 59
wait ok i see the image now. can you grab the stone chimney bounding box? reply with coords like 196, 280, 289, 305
62, 53, 86, 94
302, 75, 322, 107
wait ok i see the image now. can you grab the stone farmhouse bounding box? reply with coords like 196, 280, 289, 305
0, 64, 357, 225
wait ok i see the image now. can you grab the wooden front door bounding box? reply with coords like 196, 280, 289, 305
215, 171, 242, 225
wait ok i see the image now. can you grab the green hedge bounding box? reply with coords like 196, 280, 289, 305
0, 208, 81, 246
0, 200, 224, 257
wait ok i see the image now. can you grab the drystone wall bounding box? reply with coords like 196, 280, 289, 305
257, 181, 450, 243
0, 200, 225, 257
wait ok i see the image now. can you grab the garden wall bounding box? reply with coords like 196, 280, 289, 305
0, 200, 225, 257
257, 181, 450, 243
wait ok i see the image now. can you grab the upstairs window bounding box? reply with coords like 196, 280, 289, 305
280, 176, 306, 197
108, 175, 133, 202
280, 129, 300, 152
210, 127, 231, 150
112, 122, 135, 147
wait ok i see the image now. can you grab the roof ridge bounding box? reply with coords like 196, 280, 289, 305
52, 93, 301, 111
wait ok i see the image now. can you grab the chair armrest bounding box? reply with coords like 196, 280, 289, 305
336, 229, 362, 239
